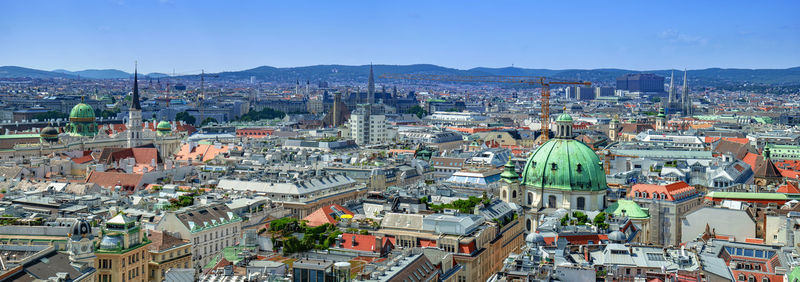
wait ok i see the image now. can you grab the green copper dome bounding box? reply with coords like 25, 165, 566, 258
500, 160, 519, 182
156, 121, 171, 130
556, 113, 573, 122
604, 200, 649, 219
66, 100, 98, 137
520, 138, 607, 191
40, 126, 59, 143
69, 103, 96, 122
156, 121, 171, 135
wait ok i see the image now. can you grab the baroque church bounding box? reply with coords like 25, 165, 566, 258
500, 112, 608, 232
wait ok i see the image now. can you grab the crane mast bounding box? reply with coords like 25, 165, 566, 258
380, 74, 590, 143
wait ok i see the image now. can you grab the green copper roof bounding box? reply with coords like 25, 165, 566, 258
69, 103, 95, 120
787, 266, 800, 282
604, 200, 649, 219
156, 121, 172, 130
500, 160, 519, 182
705, 191, 788, 200
556, 113, 573, 122
521, 138, 607, 191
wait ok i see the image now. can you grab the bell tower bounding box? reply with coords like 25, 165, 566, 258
500, 160, 521, 205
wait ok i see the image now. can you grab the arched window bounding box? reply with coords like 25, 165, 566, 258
643, 192, 648, 198
748, 275, 755, 282
548, 195, 557, 208
527, 192, 533, 205
762, 277, 769, 282
576, 197, 586, 210
502, 190, 507, 200
661, 193, 667, 200
512, 190, 517, 199
738, 274, 745, 281
526, 219, 531, 231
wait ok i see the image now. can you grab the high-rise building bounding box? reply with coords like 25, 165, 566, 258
616, 73, 665, 93
367, 64, 375, 104
349, 104, 387, 146
127, 64, 144, 148
565, 86, 596, 100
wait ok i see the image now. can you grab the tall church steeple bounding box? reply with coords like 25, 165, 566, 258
682, 69, 691, 116
127, 62, 144, 148
131, 63, 141, 110
667, 70, 675, 106
367, 63, 375, 104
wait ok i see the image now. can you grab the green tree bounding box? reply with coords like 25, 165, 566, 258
406, 105, 427, 118
33, 111, 68, 121
176, 111, 196, 125
237, 107, 286, 121
200, 117, 218, 127
593, 212, 609, 230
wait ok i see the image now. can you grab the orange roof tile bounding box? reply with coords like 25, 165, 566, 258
337, 233, 394, 253
302, 204, 354, 227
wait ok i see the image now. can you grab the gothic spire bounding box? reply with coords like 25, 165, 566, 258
667, 70, 675, 105
682, 69, 690, 115
131, 62, 141, 110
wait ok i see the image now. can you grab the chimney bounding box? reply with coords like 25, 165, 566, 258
352, 235, 357, 246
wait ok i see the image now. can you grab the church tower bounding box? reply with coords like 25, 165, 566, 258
608, 115, 620, 141
500, 160, 522, 206
667, 70, 675, 112
656, 108, 667, 131
127, 64, 144, 148
681, 70, 692, 116
67, 218, 96, 265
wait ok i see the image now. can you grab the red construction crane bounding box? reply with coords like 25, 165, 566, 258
380, 74, 590, 143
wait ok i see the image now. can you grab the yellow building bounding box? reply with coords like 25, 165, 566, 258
95, 214, 151, 282
147, 230, 192, 282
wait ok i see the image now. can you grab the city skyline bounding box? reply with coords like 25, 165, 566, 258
1, 0, 798, 74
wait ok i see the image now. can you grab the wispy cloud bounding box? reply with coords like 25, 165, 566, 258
659, 29, 708, 46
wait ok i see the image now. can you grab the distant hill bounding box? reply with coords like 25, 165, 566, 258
2, 65, 799, 86
0, 66, 77, 79
53, 69, 130, 79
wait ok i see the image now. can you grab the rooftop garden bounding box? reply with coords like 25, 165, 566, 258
268, 218, 341, 255
424, 193, 491, 214
560, 211, 609, 230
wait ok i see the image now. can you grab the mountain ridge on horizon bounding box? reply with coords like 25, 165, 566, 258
1, 64, 799, 86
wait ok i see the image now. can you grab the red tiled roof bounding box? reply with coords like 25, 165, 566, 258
302, 204, 354, 227
744, 238, 765, 244
419, 239, 437, 248
630, 181, 697, 202
337, 233, 394, 253
705, 137, 749, 145
743, 153, 759, 169
458, 241, 476, 254
148, 230, 190, 252
777, 181, 800, 194
85, 171, 143, 190
71, 155, 94, 164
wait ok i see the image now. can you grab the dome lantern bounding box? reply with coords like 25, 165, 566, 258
554, 112, 573, 139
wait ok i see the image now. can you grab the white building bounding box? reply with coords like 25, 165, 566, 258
349, 105, 387, 146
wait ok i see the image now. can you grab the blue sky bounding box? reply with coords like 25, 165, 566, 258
1, 0, 798, 73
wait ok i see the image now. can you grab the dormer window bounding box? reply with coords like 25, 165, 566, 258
551, 163, 558, 170
576, 163, 583, 173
